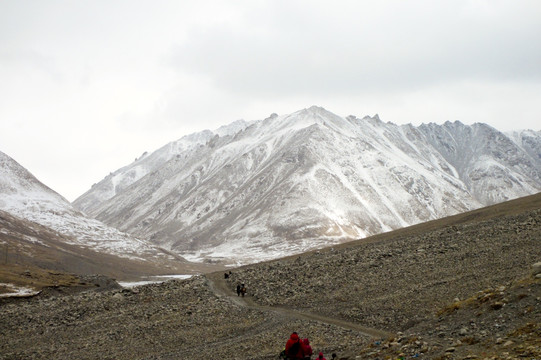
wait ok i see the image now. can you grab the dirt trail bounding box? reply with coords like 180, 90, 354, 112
205, 272, 393, 339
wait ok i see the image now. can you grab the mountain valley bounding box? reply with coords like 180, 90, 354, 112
0, 105, 540, 358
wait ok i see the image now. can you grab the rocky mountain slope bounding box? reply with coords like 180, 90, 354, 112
0, 151, 217, 281
1, 192, 539, 359
73, 107, 541, 264
73, 119, 253, 215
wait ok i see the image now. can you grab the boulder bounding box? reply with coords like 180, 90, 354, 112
531, 262, 541, 276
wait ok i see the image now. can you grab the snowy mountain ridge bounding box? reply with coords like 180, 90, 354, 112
73, 120, 254, 213
0, 151, 180, 264
73, 107, 541, 264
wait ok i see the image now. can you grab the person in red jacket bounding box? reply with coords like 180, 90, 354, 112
285, 332, 306, 359
302, 338, 313, 359
316, 352, 327, 360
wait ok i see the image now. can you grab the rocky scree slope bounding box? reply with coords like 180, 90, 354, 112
1, 193, 540, 359
352, 274, 540, 360
225, 198, 540, 331
0, 275, 368, 360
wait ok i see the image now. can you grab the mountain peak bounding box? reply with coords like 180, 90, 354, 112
307, 105, 327, 111
361, 114, 382, 122
287, 106, 337, 120
265, 113, 279, 120
290, 106, 351, 130
214, 119, 252, 137
304, 105, 335, 117
0, 150, 68, 210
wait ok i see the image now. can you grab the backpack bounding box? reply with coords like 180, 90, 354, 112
287, 339, 301, 357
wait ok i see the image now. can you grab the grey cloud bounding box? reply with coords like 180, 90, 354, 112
170, 1, 541, 98
0, 50, 64, 83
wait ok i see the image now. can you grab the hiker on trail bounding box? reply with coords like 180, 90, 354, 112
331, 353, 337, 359
316, 352, 326, 360
285, 332, 306, 359
236, 284, 241, 296
302, 338, 313, 359
240, 283, 247, 297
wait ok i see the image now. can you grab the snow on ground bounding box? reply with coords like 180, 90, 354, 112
0, 283, 40, 298
180, 233, 351, 266
118, 275, 193, 288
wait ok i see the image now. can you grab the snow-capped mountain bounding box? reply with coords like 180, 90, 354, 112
506, 129, 541, 170
73, 107, 541, 264
73, 120, 253, 214
0, 150, 185, 269
417, 122, 541, 205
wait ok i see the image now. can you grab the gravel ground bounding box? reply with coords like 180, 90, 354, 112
0, 205, 539, 359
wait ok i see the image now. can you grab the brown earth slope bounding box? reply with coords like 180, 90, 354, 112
0, 210, 224, 296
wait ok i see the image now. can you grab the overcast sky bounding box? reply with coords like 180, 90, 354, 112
1, 0, 540, 201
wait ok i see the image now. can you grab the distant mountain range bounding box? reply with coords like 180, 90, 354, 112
68, 106, 541, 264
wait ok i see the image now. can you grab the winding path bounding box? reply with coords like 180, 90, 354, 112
205, 272, 393, 339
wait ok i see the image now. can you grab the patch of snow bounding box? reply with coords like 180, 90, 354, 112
118, 274, 192, 288
0, 283, 39, 298
22, 235, 48, 247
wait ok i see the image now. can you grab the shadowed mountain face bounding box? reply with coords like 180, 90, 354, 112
73, 107, 541, 264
